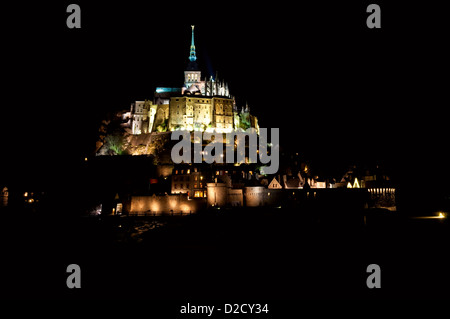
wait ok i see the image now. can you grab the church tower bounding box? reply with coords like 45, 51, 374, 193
189, 25, 196, 63
184, 25, 201, 90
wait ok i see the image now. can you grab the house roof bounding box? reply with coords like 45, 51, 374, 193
268, 177, 282, 188
285, 178, 301, 188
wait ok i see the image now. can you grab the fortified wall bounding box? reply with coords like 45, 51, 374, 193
129, 193, 206, 216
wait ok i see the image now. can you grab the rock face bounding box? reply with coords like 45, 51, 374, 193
97, 131, 172, 160
125, 131, 172, 158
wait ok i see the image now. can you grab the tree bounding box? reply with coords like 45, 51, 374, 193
105, 132, 124, 155
157, 119, 169, 132
96, 112, 128, 155
239, 114, 250, 130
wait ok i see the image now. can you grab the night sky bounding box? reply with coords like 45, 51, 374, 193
1, 1, 449, 195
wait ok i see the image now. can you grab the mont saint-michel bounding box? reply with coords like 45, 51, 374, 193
86, 26, 397, 217
1, 4, 449, 300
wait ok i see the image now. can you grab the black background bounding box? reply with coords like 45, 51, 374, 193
2, 1, 449, 189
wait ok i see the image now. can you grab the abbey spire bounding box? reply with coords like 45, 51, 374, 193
183, 25, 231, 98
185, 25, 201, 89
189, 25, 196, 62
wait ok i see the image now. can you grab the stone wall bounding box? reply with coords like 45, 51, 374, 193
206, 183, 227, 207
368, 188, 396, 209
244, 187, 283, 207
244, 186, 265, 207
129, 194, 206, 216
228, 188, 244, 207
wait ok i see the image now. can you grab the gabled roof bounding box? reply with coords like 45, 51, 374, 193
268, 177, 282, 189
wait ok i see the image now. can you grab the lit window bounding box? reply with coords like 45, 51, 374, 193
187, 169, 190, 174
194, 190, 203, 198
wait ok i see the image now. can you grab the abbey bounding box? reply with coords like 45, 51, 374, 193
127, 26, 259, 135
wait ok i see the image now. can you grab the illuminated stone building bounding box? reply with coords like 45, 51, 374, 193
168, 96, 235, 131
130, 100, 154, 134
171, 166, 207, 198
129, 25, 258, 135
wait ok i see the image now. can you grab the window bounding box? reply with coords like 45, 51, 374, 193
194, 190, 203, 198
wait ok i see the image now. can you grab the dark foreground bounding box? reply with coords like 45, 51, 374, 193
0, 206, 449, 300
